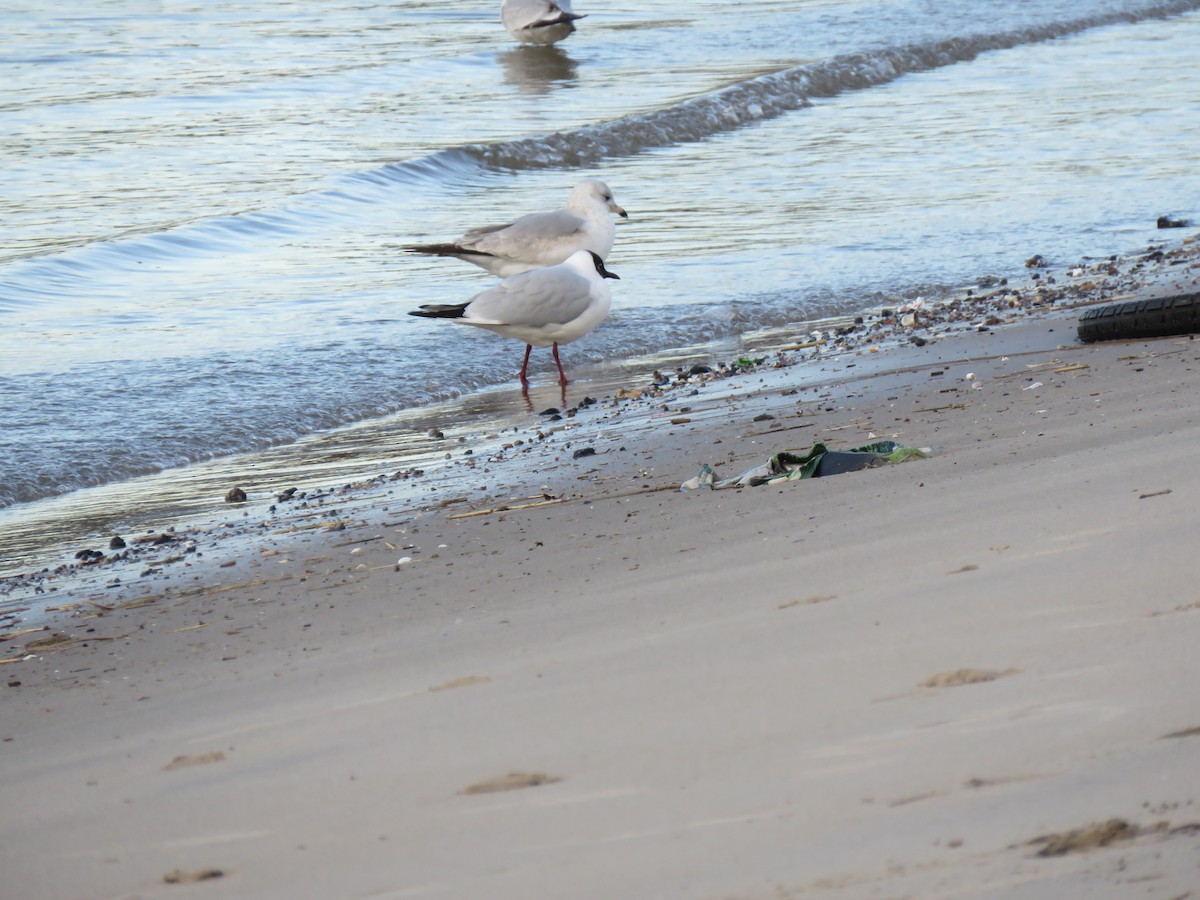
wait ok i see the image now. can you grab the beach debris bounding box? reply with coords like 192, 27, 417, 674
168, 623, 207, 634
1078, 290, 1200, 343
429, 674, 491, 692
572, 447, 596, 459
778, 595, 837, 609
164, 868, 225, 884
1025, 254, 1047, 268
25, 632, 78, 652
1, 626, 47, 642
224, 487, 247, 503
460, 772, 562, 795
1160, 723, 1200, 741
921, 668, 1018, 688
109, 535, 126, 550
1161, 724, 1200, 739
162, 751, 226, 772
681, 441, 930, 490
446, 496, 564, 519
1030, 818, 1138, 857
1157, 215, 1190, 229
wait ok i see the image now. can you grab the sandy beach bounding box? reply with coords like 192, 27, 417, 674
3, 241, 1200, 899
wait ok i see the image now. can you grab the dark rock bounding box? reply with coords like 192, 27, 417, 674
572, 447, 596, 459
1157, 216, 1190, 229
1025, 254, 1047, 268
225, 487, 248, 503
538, 407, 561, 417
109, 536, 126, 550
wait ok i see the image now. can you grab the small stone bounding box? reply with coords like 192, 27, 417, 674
572, 447, 596, 459
1157, 215, 1190, 229
225, 487, 248, 503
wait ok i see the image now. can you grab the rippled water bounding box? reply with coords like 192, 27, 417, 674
2, 0, 1199, 571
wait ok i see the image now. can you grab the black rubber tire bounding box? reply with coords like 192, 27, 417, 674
1077, 291, 1200, 343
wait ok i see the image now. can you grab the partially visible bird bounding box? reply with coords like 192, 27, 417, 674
501, 0, 585, 45
407, 180, 627, 278
409, 250, 619, 387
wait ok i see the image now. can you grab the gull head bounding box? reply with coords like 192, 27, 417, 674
571, 179, 628, 219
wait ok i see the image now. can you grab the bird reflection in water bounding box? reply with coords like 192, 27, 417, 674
498, 45, 579, 96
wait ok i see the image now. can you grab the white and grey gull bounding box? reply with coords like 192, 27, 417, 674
500, 0, 585, 45
406, 180, 627, 278
409, 249, 619, 387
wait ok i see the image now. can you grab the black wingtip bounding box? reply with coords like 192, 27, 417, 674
532, 12, 585, 29
409, 303, 469, 319
406, 243, 498, 260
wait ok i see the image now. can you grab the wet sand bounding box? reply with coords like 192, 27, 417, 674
3, 241, 1200, 898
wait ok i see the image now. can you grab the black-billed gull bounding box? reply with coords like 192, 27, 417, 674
409, 250, 619, 387
406, 180, 627, 278
501, 0, 585, 45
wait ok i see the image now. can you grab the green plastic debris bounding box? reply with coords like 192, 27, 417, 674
680, 440, 931, 490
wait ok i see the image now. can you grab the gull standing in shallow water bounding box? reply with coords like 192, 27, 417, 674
406, 180, 627, 278
500, 0, 585, 45
409, 250, 618, 387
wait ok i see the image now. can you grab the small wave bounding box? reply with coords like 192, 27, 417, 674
4, 1, 1195, 313
456, 0, 1200, 171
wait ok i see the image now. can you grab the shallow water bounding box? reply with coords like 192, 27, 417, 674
3, 0, 1200, 572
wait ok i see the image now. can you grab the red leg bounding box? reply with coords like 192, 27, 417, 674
519, 344, 533, 385
552, 343, 569, 386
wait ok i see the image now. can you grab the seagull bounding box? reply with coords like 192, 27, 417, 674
409, 250, 619, 387
406, 180, 627, 278
500, 0, 585, 45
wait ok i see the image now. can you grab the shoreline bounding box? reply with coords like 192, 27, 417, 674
3, 234, 1195, 593
3, 233, 1200, 897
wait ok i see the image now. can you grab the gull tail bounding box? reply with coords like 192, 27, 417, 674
409, 303, 469, 320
